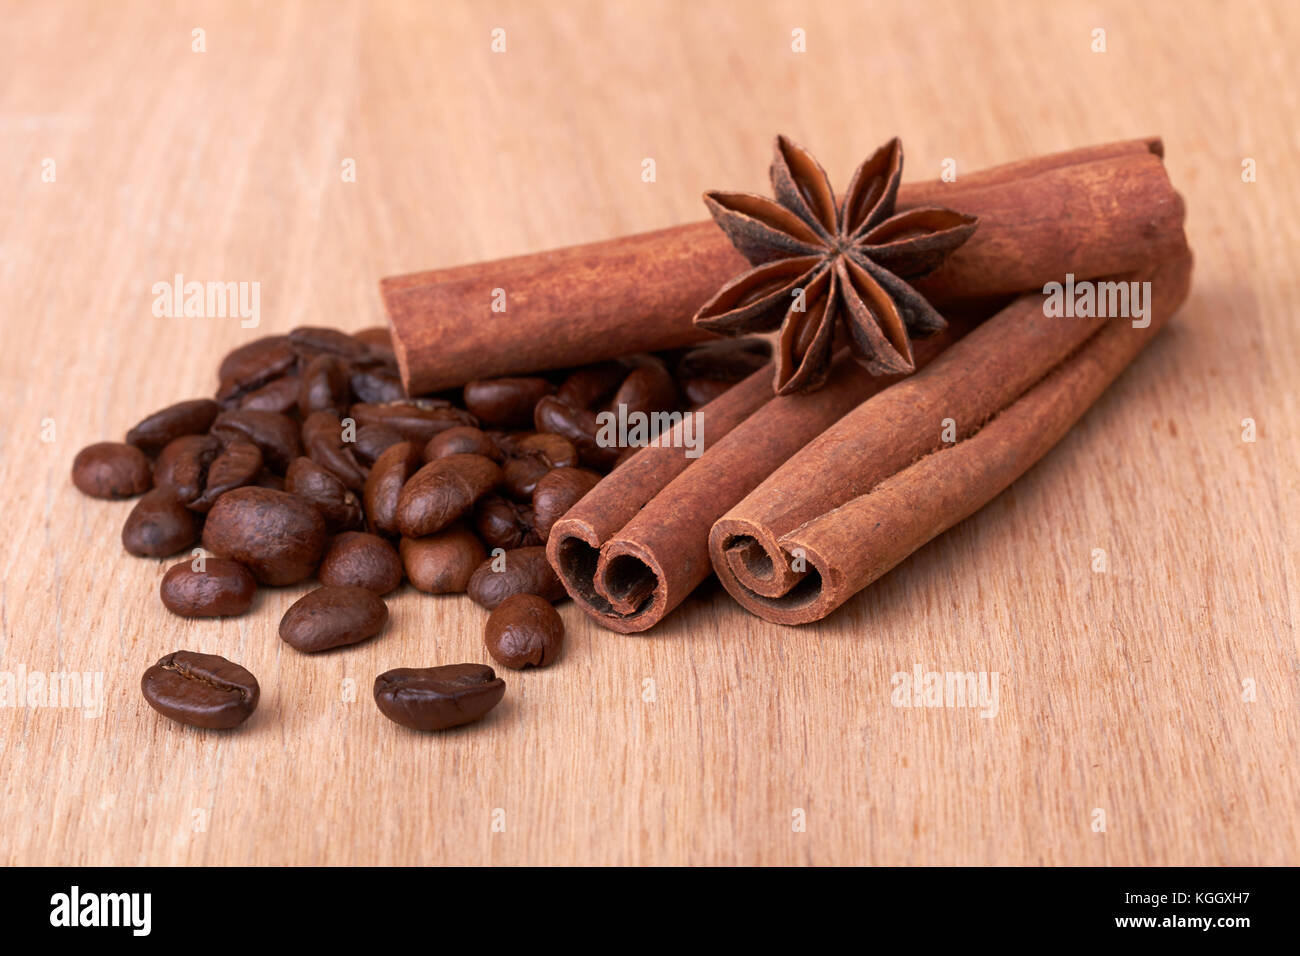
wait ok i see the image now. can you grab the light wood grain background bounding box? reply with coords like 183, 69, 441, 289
1, 0, 1296, 866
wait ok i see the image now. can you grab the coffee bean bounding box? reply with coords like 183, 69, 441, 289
462, 377, 554, 428
160, 558, 257, 617
285, 457, 363, 531
125, 399, 219, 455
201, 487, 326, 585
211, 409, 300, 473
532, 467, 601, 541
400, 524, 486, 594
301, 411, 367, 490
676, 337, 770, 405
217, 336, 296, 403
236, 374, 301, 414
350, 401, 477, 443
288, 326, 370, 362
424, 425, 499, 461
474, 494, 540, 550
298, 354, 350, 416
121, 488, 199, 557
363, 440, 424, 535
318, 531, 403, 594
352, 326, 396, 365
396, 453, 502, 537
154, 434, 220, 503
72, 442, 152, 499
373, 663, 505, 731
279, 585, 388, 653
533, 396, 618, 469
467, 546, 566, 610
141, 650, 259, 729
484, 594, 564, 669
353, 424, 404, 466
612, 359, 677, 416
501, 432, 578, 499
188, 440, 263, 512
556, 362, 626, 408
349, 367, 406, 404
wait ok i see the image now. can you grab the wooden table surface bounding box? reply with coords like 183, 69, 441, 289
2, 0, 1296, 866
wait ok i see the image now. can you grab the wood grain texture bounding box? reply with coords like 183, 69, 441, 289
1, 0, 1296, 866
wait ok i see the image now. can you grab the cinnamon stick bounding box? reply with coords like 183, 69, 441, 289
385, 138, 1181, 394
709, 251, 1193, 625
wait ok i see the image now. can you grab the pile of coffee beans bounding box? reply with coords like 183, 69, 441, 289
72, 326, 768, 731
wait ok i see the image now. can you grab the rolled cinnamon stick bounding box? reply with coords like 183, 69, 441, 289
709, 251, 1193, 625
385, 138, 1181, 394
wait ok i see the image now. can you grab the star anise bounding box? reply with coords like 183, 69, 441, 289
693, 136, 979, 394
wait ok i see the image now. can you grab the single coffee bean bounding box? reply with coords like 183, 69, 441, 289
141, 650, 259, 729
532, 467, 601, 541
121, 488, 199, 557
318, 531, 403, 594
216, 335, 297, 403
125, 399, 219, 455
154, 434, 220, 503
188, 440, 263, 512
462, 377, 554, 429
349, 366, 406, 404
484, 594, 564, 669
288, 325, 370, 362
301, 411, 367, 490
236, 373, 302, 414
396, 453, 502, 537
279, 585, 388, 653
467, 546, 566, 610
556, 362, 626, 408
373, 663, 505, 731
501, 432, 579, 499
533, 395, 618, 469
612, 359, 677, 416
285, 457, 363, 531
352, 326, 396, 364
676, 337, 770, 405
350, 401, 477, 444
71, 442, 152, 499
424, 425, 500, 462
201, 487, 327, 585
160, 557, 257, 617
474, 494, 541, 550
211, 409, 301, 473
363, 440, 424, 535
400, 524, 486, 594
353, 424, 404, 466
297, 354, 350, 416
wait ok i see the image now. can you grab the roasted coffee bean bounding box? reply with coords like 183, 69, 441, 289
353, 424, 404, 466
279, 585, 388, 653
236, 374, 301, 413
125, 399, 219, 455
121, 488, 199, 557
188, 440, 263, 512
396, 453, 502, 537
462, 377, 554, 429
474, 494, 541, 550
285, 457, 363, 531
349, 366, 405, 404
676, 337, 770, 405
400, 524, 486, 594
353, 326, 396, 365
160, 558, 257, 617
373, 663, 505, 731
502, 431, 579, 499
424, 425, 500, 462
533, 395, 618, 469
210, 409, 300, 473
532, 467, 601, 541
202, 487, 326, 585
350, 401, 477, 444
301, 411, 367, 490
363, 440, 424, 535
288, 325, 370, 362
612, 359, 677, 416
154, 434, 220, 503
298, 354, 350, 416
216, 336, 297, 403
556, 362, 626, 408
467, 546, 566, 610
72, 442, 152, 499
318, 531, 403, 594
141, 650, 259, 729
484, 594, 564, 669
